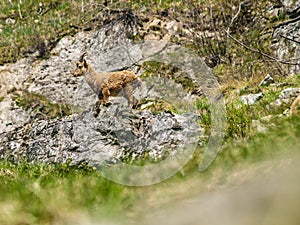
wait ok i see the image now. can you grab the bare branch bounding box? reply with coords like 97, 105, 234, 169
279, 34, 300, 45
226, 1, 249, 64
224, 29, 300, 66
18, 4, 23, 20
274, 16, 300, 29
227, 1, 249, 33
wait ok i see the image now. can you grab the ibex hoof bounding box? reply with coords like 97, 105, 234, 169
103, 101, 112, 107
93, 105, 100, 117
93, 100, 104, 117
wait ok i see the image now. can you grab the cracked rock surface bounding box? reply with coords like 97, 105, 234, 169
0, 104, 200, 167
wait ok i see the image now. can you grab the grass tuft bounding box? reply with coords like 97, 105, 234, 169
12, 90, 72, 119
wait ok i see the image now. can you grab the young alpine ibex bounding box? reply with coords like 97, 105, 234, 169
73, 52, 140, 109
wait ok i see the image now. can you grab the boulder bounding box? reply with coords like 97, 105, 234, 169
239, 93, 263, 105
259, 74, 274, 86
271, 87, 300, 107
0, 106, 200, 167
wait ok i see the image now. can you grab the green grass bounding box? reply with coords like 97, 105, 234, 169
196, 73, 300, 140
0, 0, 76, 63
0, 161, 135, 225
225, 101, 252, 139
0, 0, 119, 64
194, 97, 211, 133
216, 115, 300, 171
0, 0, 185, 64
282, 73, 300, 87
195, 92, 280, 140
12, 90, 72, 120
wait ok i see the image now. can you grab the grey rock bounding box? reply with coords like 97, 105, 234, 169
271, 87, 300, 107
282, 0, 300, 14
5, 18, 15, 25
0, 97, 30, 134
251, 115, 275, 134
239, 93, 263, 105
278, 87, 300, 99
272, 1, 300, 75
0, 57, 36, 133
259, 74, 274, 86
0, 106, 200, 167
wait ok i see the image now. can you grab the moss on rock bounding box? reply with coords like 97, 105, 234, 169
12, 90, 72, 120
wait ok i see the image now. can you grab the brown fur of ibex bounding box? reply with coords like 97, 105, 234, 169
73, 53, 140, 109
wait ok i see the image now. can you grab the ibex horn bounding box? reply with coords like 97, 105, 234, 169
79, 52, 87, 61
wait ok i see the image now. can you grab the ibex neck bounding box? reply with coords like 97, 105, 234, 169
86, 64, 97, 79
84, 63, 105, 96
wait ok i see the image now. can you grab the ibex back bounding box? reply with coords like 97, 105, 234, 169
73, 53, 140, 109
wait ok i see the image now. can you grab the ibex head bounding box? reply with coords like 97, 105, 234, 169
73, 52, 88, 77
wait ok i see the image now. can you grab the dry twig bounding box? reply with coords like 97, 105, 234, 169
225, 29, 300, 66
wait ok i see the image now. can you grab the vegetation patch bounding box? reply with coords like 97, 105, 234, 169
0, 0, 124, 64
194, 97, 211, 133
282, 73, 300, 87
0, 161, 135, 225
141, 61, 197, 92
215, 115, 300, 170
12, 90, 72, 120
226, 101, 252, 139
137, 98, 178, 114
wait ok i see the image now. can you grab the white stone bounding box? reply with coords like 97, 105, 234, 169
239, 93, 263, 105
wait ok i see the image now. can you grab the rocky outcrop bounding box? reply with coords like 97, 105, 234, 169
272, 0, 300, 75
0, 10, 140, 134
0, 57, 35, 133
0, 105, 200, 167
259, 74, 274, 87
0, 10, 202, 166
